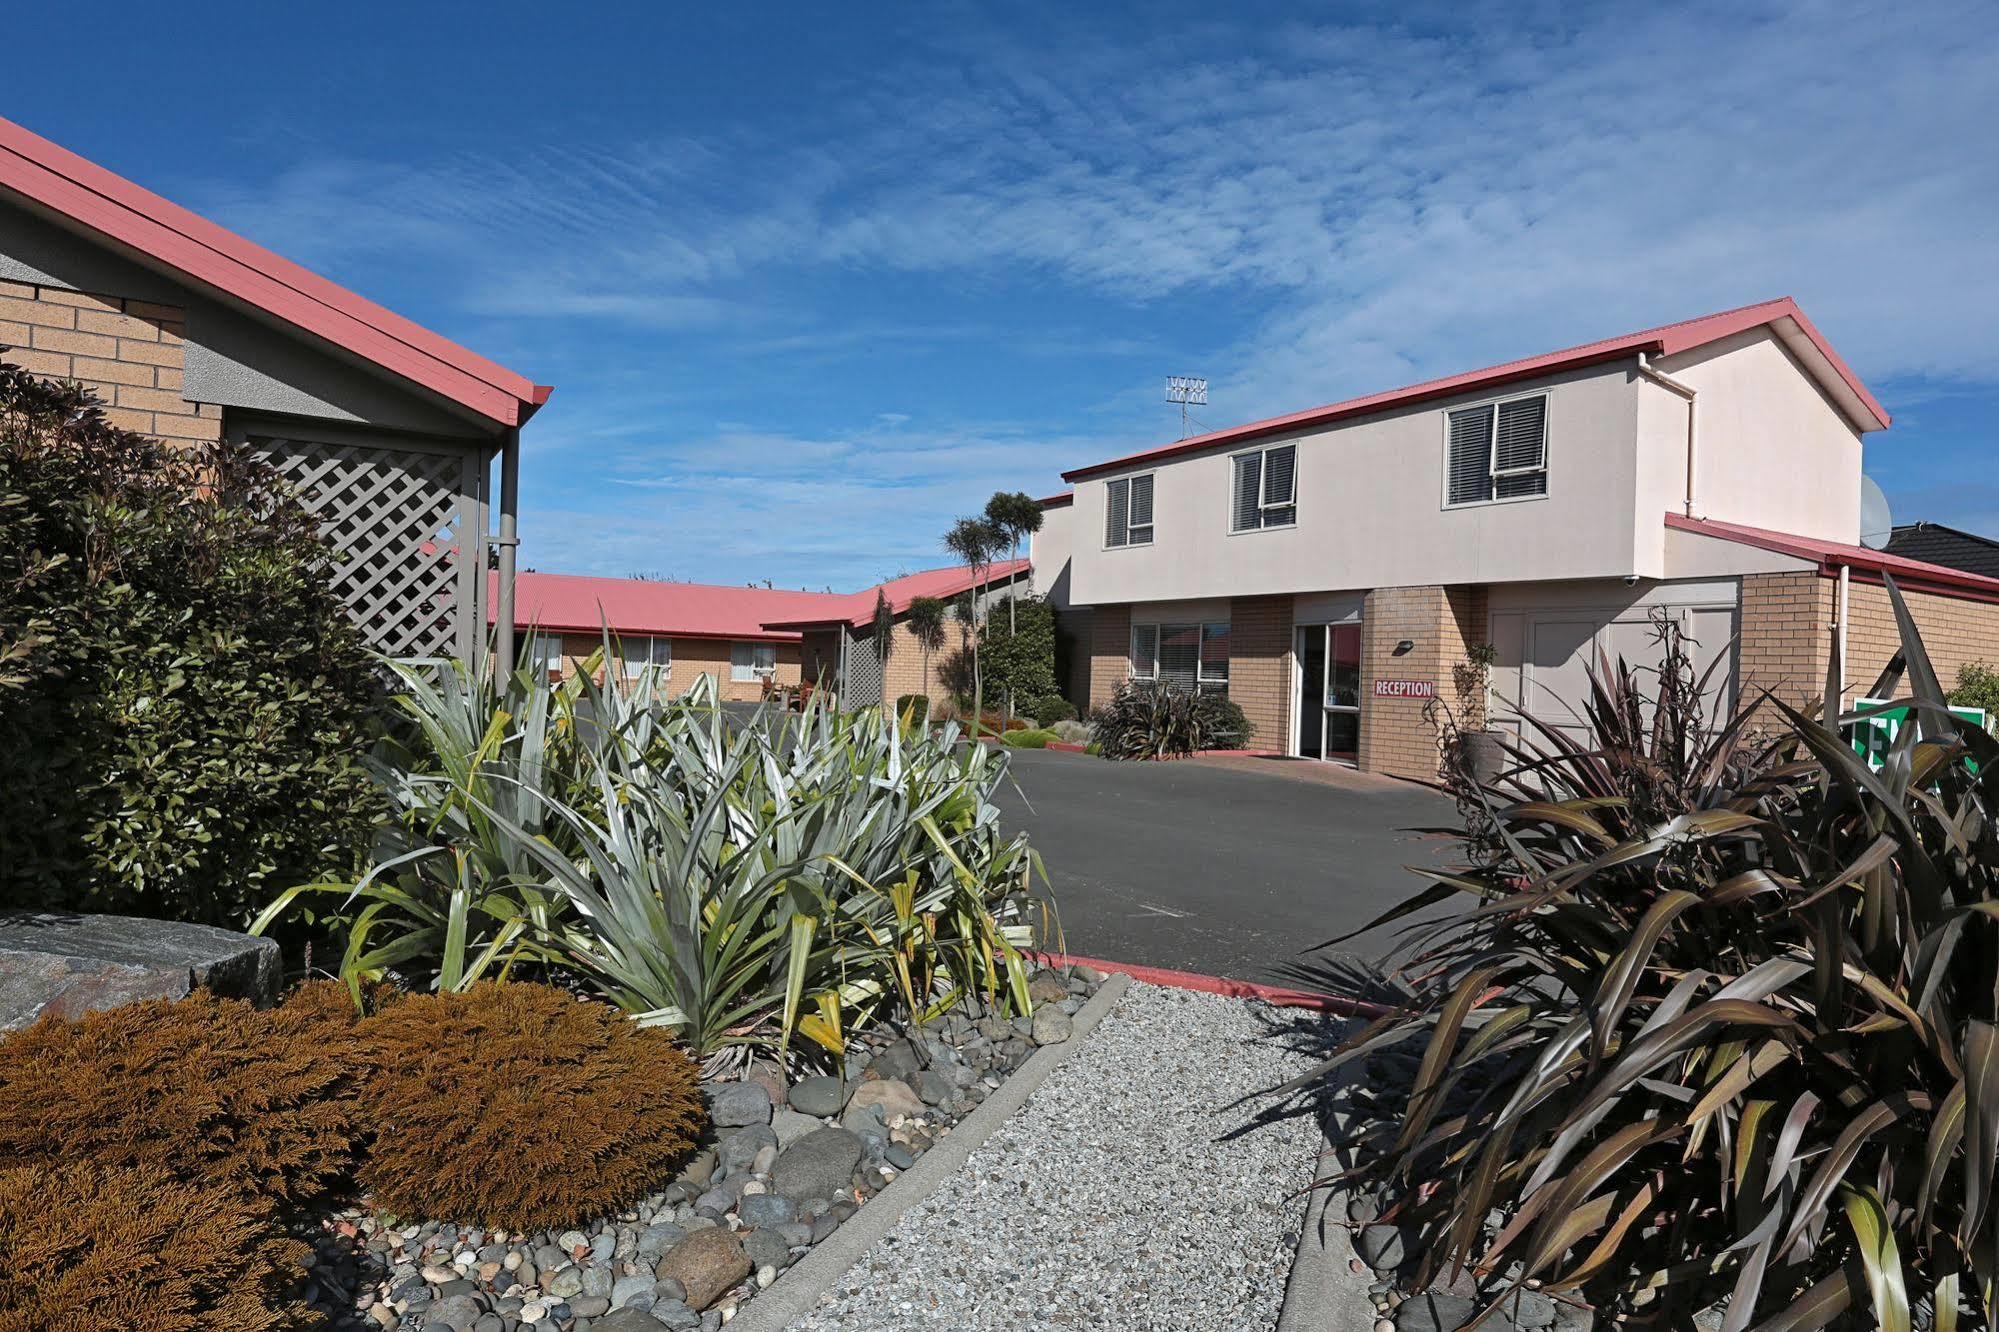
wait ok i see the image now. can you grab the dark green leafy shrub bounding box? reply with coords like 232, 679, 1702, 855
1276, 590, 1999, 1329
0, 987, 365, 1209
0, 361, 381, 927
1028, 693, 1077, 727
1948, 660, 1999, 725
1093, 680, 1249, 759
358, 982, 705, 1228
981, 595, 1059, 706
895, 693, 931, 725
0, 1160, 315, 1332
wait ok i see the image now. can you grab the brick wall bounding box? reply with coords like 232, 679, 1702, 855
0, 280, 221, 444
1229, 595, 1292, 751
1738, 572, 1830, 711
1087, 604, 1132, 711
550, 633, 801, 702
879, 619, 960, 713
1843, 580, 1999, 701
1359, 584, 1485, 780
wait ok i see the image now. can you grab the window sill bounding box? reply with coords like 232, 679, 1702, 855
1442, 491, 1549, 512
1101, 540, 1155, 552
1227, 522, 1297, 537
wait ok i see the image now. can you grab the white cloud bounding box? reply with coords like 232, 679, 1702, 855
190, 0, 1999, 575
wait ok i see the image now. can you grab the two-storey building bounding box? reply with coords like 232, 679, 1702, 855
1031, 298, 1999, 778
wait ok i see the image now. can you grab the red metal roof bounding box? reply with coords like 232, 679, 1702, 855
1062, 299, 1888, 483
761, 560, 1032, 630
1667, 513, 1999, 599
0, 115, 550, 429
491, 559, 1031, 639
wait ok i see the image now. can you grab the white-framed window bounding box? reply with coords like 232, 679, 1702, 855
1104, 473, 1155, 548
1446, 393, 1548, 507
619, 635, 672, 680
1230, 443, 1297, 532
730, 641, 778, 682
1130, 620, 1229, 693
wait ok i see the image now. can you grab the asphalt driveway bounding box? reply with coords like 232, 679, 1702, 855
992, 748, 1459, 988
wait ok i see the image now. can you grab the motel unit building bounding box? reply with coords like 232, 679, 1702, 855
1031, 299, 1999, 779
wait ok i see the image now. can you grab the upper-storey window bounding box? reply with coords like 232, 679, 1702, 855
1105, 473, 1154, 547
1230, 443, 1297, 532
1446, 394, 1548, 506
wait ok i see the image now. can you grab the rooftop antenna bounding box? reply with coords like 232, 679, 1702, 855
1166, 375, 1207, 439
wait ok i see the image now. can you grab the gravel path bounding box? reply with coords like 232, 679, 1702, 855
789, 980, 1319, 1331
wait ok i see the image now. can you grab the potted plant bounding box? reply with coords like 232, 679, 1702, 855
1451, 642, 1506, 784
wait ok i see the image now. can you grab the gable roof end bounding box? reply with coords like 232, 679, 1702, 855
0, 115, 551, 429
1061, 298, 1887, 483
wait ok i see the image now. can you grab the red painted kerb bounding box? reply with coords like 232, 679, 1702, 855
1029, 950, 1392, 1018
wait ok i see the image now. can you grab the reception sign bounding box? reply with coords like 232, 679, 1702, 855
1372, 679, 1435, 699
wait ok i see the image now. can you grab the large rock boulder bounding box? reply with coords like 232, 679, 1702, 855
771, 1127, 864, 1203
654, 1227, 750, 1310
0, 911, 279, 1031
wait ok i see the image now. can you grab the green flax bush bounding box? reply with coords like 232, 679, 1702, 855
0, 360, 380, 926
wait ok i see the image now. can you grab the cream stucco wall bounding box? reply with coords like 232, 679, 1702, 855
1067, 361, 1643, 607
1637, 326, 1864, 562
1029, 502, 1075, 609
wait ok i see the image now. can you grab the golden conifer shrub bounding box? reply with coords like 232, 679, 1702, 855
0, 1160, 316, 1332
0, 988, 363, 1206
357, 982, 705, 1230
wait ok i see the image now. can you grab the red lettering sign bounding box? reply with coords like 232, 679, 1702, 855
1372, 679, 1435, 699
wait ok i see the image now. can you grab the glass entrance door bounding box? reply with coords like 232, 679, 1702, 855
1295, 623, 1363, 763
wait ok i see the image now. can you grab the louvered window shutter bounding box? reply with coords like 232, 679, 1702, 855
1493, 397, 1548, 498
1232, 453, 1262, 531
1262, 445, 1296, 525
1157, 623, 1201, 690
1129, 623, 1158, 678
1446, 405, 1495, 505
1128, 473, 1154, 542
1106, 478, 1130, 547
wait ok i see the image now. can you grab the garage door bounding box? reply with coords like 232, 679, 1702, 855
1508, 603, 1736, 743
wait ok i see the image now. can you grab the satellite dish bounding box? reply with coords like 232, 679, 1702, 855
1859, 474, 1894, 550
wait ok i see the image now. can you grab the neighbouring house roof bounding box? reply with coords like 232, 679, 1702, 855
1039, 491, 1074, 508
1883, 522, 1999, 581
0, 115, 551, 429
1062, 298, 1888, 483
1666, 513, 1999, 599
494, 572, 849, 643
491, 559, 1032, 640
760, 559, 1033, 631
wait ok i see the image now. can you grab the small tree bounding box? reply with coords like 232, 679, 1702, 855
982, 491, 1043, 635
943, 516, 1005, 729
906, 596, 947, 702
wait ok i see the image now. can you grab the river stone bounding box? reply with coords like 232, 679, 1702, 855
741, 1228, 791, 1271
736, 1193, 796, 1229
771, 1107, 823, 1148
636, 1222, 686, 1260
1396, 1291, 1478, 1332
1355, 1224, 1410, 1271
869, 1038, 925, 1080
1031, 1007, 1074, 1045
0, 910, 280, 1031
772, 1127, 865, 1202
717, 1125, 777, 1174
705, 1082, 772, 1128
596, 1309, 680, 1331
849, 1077, 924, 1121
912, 1069, 955, 1105
610, 1273, 655, 1308
654, 1228, 750, 1311
1025, 970, 1069, 1005
787, 1075, 849, 1117
427, 1293, 481, 1330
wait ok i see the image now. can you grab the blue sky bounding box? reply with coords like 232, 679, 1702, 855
12, 0, 1998, 588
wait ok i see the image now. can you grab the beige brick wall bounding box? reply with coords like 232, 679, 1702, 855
1843, 580, 1999, 702
1359, 584, 1485, 780
0, 280, 221, 444
1229, 595, 1291, 751
547, 633, 802, 702
1738, 571, 1831, 712
1087, 604, 1132, 712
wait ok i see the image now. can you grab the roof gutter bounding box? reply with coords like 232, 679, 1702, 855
1637, 351, 1699, 518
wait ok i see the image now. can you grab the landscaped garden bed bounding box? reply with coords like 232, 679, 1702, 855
313, 967, 1107, 1331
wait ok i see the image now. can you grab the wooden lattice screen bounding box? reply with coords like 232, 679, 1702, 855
243, 429, 487, 659
843, 624, 886, 709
